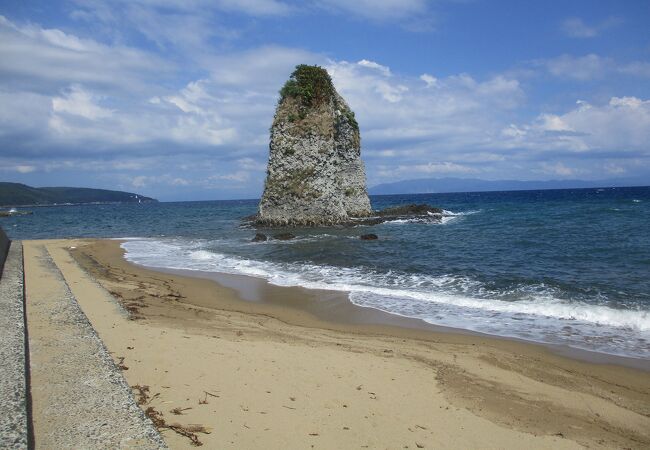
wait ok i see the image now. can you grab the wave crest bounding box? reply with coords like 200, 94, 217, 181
122, 238, 650, 358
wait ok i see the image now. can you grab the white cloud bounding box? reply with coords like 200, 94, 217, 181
327, 59, 524, 148
0, 15, 171, 93
208, 46, 322, 88
111, 160, 148, 170
368, 149, 397, 158
131, 175, 149, 188
46, 79, 240, 147
604, 163, 625, 175
502, 96, 650, 155
618, 61, 650, 77
2, 12, 649, 197
16, 165, 36, 173
420, 73, 438, 88
538, 53, 650, 80
128, 173, 196, 189
540, 162, 576, 177
536, 113, 573, 132
561, 17, 622, 39
357, 59, 391, 76
543, 54, 609, 80
0, 158, 158, 174
5, 30, 527, 186
77, 0, 293, 18
561, 18, 597, 38
376, 81, 409, 103
237, 157, 267, 171
69, 0, 288, 53
0, 90, 52, 142
52, 85, 113, 120
209, 171, 251, 183
0, 18, 321, 160
0, 164, 37, 174
402, 162, 479, 175
316, 0, 428, 22
376, 161, 479, 181
217, 0, 292, 16
73, 0, 432, 30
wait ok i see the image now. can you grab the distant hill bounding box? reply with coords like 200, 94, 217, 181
369, 176, 649, 195
0, 182, 157, 206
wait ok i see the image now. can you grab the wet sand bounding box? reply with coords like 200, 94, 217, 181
28, 238, 650, 449
159, 265, 650, 371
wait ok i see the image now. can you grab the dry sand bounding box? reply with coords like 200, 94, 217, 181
24, 239, 650, 449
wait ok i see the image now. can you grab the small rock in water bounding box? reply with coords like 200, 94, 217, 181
273, 233, 296, 240
252, 233, 268, 242
360, 233, 378, 240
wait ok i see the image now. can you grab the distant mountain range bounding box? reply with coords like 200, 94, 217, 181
369, 176, 649, 195
0, 182, 157, 207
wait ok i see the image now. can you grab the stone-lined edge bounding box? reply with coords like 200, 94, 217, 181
0, 240, 29, 449
39, 246, 168, 449
0, 226, 9, 277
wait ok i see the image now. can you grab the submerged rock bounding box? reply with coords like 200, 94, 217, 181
273, 232, 296, 240
377, 204, 443, 217
0, 210, 32, 217
252, 233, 267, 242
360, 233, 378, 240
243, 203, 445, 228
257, 65, 372, 226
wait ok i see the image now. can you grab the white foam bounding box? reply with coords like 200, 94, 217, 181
441, 209, 481, 216
121, 238, 650, 358
383, 219, 414, 224
383, 209, 481, 225
190, 250, 214, 261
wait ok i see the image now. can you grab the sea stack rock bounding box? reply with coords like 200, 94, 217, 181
257, 65, 372, 226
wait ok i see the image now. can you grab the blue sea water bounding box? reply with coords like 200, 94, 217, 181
4, 186, 650, 358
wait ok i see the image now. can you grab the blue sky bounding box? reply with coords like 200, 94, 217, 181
1, 0, 649, 200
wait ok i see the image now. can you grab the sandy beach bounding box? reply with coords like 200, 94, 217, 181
23, 238, 650, 449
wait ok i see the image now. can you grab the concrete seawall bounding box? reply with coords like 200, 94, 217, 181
24, 242, 166, 449
0, 231, 29, 449
1, 233, 167, 448
0, 226, 10, 277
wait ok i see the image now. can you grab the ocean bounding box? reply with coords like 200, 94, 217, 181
4, 186, 649, 359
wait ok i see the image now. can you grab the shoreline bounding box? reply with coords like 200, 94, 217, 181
159, 265, 650, 371
118, 241, 650, 372
33, 238, 650, 448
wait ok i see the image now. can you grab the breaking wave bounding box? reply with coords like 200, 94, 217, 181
122, 237, 650, 358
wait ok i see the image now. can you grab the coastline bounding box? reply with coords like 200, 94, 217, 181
154, 262, 650, 372
26, 238, 650, 448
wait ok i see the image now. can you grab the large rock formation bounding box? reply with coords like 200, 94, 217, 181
257, 65, 372, 226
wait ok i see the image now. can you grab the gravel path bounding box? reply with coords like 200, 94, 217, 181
24, 242, 166, 449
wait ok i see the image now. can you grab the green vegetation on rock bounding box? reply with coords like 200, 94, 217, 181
279, 65, 335, 107
342, 109, 359, 132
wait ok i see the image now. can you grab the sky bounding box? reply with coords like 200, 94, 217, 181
0, 0, 649, 201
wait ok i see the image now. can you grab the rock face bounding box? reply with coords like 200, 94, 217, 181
257, 65, 372, 226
